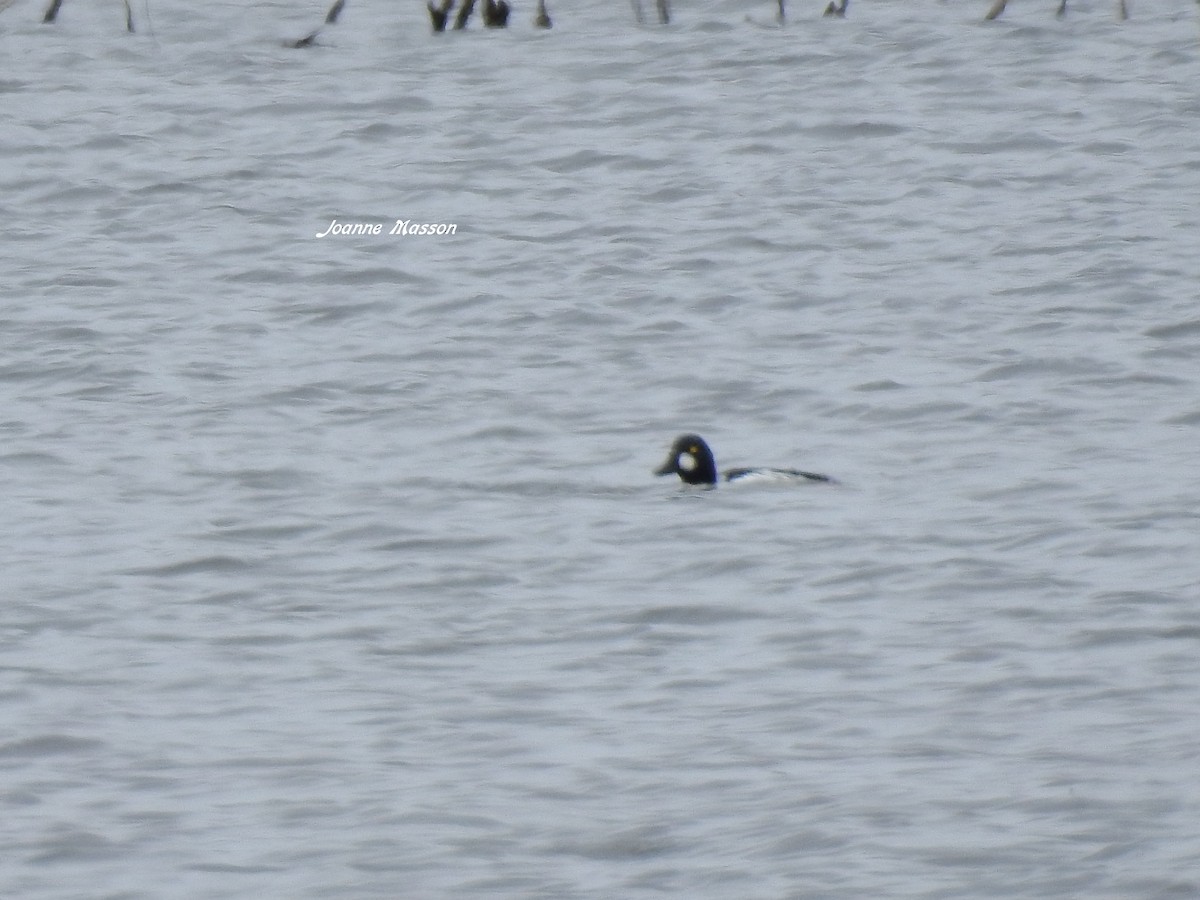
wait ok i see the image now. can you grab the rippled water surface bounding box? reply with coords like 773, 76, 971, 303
3, 0, 1200, 896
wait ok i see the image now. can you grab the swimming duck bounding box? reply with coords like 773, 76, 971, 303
654, 434, 834, 487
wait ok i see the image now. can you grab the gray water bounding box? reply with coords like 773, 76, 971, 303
3, 0, 1200, 896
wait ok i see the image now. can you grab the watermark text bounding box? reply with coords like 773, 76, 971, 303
315, 218, 458, 238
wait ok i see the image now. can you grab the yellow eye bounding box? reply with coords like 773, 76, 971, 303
689, 445, 699, 454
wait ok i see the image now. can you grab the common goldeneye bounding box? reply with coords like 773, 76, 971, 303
654, 434, 834, 487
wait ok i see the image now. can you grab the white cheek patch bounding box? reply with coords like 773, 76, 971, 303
677, 452, 697, 472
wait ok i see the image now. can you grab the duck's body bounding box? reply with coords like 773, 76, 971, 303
654, 434, 833, 487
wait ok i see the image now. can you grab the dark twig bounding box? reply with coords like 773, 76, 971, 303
482, 0, 510, 27
453, 0, 476, 29
428, 0, 454, 31
288, 0, 346, 49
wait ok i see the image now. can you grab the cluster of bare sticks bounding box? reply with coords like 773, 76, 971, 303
986, 0, 1131, 19
427, 0, 550, 32
427, 0, 552, 31
31, 0, 348, 42
40, 0, 134, 31
25, 0, 1172, 41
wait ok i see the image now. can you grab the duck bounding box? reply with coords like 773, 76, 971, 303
654, 434, 834, 487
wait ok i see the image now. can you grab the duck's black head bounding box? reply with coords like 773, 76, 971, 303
654, 434, 719, 485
